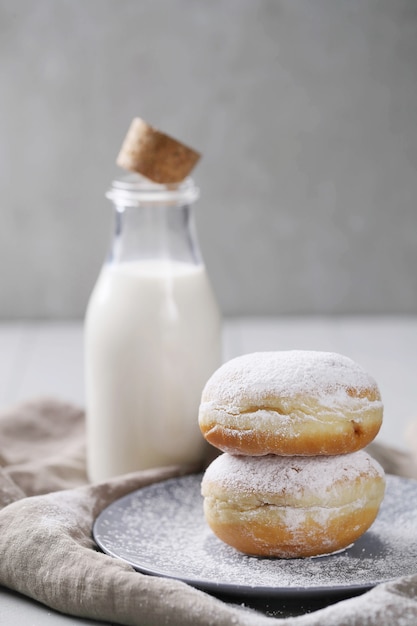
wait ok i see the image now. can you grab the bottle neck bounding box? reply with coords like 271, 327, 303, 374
109, 202, 203, 265
105, 173, 203, 266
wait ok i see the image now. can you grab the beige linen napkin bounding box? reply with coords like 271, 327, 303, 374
1, 398, 417, 626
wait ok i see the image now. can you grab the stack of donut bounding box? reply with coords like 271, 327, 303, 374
198, 350, 385, 558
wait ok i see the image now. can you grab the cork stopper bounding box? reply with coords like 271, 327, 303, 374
116, 117, 201, 184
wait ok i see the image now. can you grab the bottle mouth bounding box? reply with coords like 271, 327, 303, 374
106, 173, 200, 207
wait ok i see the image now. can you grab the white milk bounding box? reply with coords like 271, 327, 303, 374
85, 259, 221, 482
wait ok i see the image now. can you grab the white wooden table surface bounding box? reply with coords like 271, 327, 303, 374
1, 316, 416, 624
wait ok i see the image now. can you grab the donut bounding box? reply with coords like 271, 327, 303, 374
198, 351, 383, 456
201, 451, 386, 558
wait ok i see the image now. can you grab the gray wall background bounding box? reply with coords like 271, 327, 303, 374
1, 0, 417, 319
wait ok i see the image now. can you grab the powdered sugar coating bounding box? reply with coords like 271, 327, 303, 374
202, 451, 385, 508
198, 351, 383, 456
201, 351, 380, 407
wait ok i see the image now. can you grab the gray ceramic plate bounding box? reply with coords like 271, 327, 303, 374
93, 474, 417, 600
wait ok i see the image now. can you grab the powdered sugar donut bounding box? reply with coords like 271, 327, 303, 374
201, 451, 385, 558
198, 351, 383, 456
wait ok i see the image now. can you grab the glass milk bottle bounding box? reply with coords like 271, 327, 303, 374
85, 174, 222, 482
